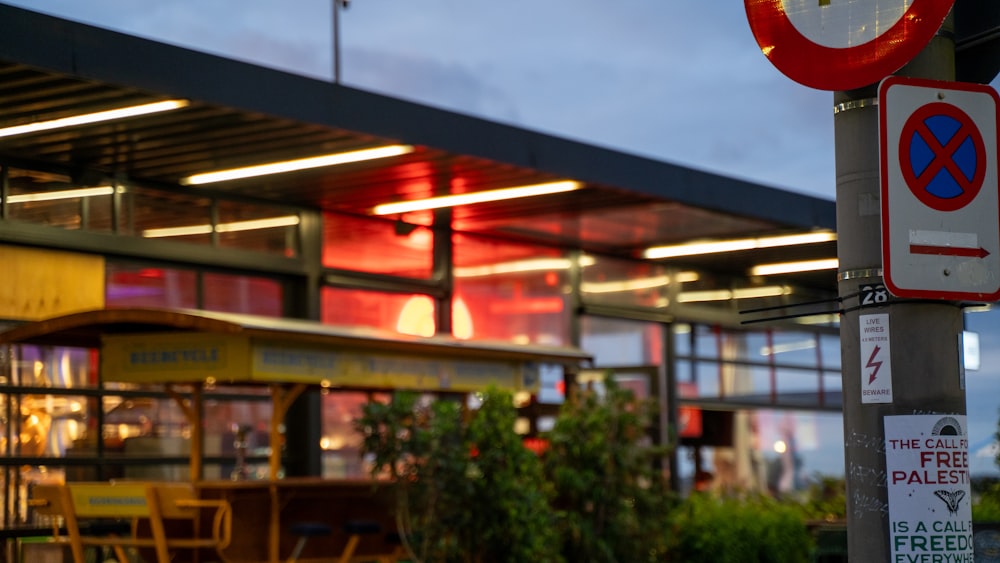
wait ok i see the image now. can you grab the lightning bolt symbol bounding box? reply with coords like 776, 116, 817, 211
866, 345, 883, 384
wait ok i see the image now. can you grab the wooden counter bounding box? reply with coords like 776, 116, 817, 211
194, 478, 399, 563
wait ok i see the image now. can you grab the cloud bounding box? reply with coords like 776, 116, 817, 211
343, 47, 521, 122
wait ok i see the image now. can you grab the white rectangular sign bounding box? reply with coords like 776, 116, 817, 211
860, 313, 892, 403
880, 76, 1000, 302
885, 415, 973, 561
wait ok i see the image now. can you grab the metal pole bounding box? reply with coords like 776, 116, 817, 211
333, 0, 340, 83
836, 12, 966, 560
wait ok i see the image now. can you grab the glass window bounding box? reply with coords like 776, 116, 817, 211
7, 346, 94, 388
580, 316, 663, 366
454, 234, 569, 345
119, 185, 213, 244
322, 212, 434, 278
203, 272, 283, 316
747, 330, 823, 369
216, 200, 300, 257
105, 263, 198, 309
322, 287, 436, 335
819, 333, 842, 370
581, 255, 679, 309
320, 391, 389, 479
106, 263, 284, 315
5, 168, 114, 232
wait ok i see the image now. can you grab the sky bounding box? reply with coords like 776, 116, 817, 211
5, 0, 1000, 476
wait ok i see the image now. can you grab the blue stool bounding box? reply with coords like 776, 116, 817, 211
338, 521, 382, 563
287, 521, 331, 562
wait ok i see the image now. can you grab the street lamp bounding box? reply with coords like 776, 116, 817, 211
333, 0, 350, 83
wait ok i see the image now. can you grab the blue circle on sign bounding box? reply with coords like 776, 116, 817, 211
899, 102, 986, 212
910, 114, 977, 199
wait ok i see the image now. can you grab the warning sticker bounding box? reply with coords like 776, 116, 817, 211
860, 313, 892, 403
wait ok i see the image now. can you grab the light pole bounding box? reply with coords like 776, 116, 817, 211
333, 0, 349, 83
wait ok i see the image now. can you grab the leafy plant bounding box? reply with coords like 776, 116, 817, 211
797, 475, 847, 522
356, 388, 562, 563
973, 477, 1000, 522
668, 492, 813, 563
542, 374, 677, 562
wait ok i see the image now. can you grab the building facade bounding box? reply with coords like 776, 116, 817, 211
0, 4, 843, 533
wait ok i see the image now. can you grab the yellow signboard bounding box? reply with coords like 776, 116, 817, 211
102, 333, 536, 391
251, 342, 530, 391
68, 483, 150, 518
102, 333, 249, 383
0, 245, 104, 320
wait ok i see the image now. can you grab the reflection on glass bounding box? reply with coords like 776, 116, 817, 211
216, 199, 300, 257
322, 287, 438, 335
203, 272, 283, 317
322, 212, 434, 278
580, 316, 663, 366
5, 168, 113, 232
454, 234, 569, 345
581, 255, 676, 309
119, 185, 213, 244
106, 263, 198, 309
321, 391, 389, 478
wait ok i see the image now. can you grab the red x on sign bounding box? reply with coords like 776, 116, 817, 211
899, 102, 986, 213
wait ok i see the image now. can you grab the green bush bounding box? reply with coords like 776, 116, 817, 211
668, 493, 813, 563
356, 389, 562, 563
797, 475, 847, 522
542, 374, 676, 562
973, 479, 1000, 522
357, 378, 820, 562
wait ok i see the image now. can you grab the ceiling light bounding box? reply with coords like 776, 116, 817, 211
455, 255, 595, 278
795, 313, 841, 325
750, 258, 839, 276
180, 145, 414, 185
677, 285, 792, 303
214, 215, 300, 233
581, 272, 700, 294
142, 214, 300, 238
5, 186, 115, 204
643, 231, 836, 259
0, 100, 189, 139
372, 180, 582, 215
760, 339, 817, 356
142, 224, 214, 238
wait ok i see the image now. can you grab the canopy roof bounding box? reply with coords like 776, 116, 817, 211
0, 4, 838, 294
0, 307, 590, 365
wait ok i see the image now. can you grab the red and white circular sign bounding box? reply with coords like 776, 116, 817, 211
745, 0, 955, 91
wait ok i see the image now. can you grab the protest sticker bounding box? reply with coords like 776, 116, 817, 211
885, 415, 973, 562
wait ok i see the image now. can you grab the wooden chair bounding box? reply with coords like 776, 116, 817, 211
29, 483, 131, 563
30, 481, 232, 563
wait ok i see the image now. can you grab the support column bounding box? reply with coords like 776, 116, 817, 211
836, 15, 967, 560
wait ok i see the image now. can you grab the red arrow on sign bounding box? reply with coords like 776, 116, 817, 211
909, 244, 990, 258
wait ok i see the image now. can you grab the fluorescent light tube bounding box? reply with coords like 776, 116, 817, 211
142, 214, 300, 238
214, 215, 300, 233
750, 258, 839, 276
142, 224, 214, 238
180, 145, 414, 185
0, 100, 189, 139
677, 285, 792, 303
644, 231, 836, 259
455, 256, 595, 278
5, 186, 115, 203
581, 272, 700, 294
372, 180, 582, 215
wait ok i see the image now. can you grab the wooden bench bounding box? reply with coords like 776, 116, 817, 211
30, 481, 232, 563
